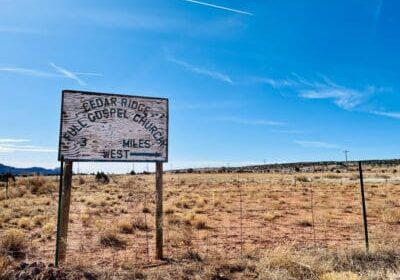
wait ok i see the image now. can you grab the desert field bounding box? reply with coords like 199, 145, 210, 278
1, 163, 400, 279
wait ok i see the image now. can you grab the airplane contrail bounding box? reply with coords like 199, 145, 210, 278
183, 0, 253, 16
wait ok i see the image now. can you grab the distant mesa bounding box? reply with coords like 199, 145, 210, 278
0, 163, 60, 175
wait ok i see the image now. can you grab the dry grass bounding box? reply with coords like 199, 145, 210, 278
99, 230, 126, 248
42, 222, 55, 238
1, 167, 400, 278
17, 217, 31, 229
18, 176, 56, 194
116, 218, 134, 234
0, 229, 27, 258
0, 256, 12, 280
381, 208, 400, 224
193, 215, 208, 229
320, 271, 360, 280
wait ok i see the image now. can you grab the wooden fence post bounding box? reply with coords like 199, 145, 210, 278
155, 162, 163, 260
58, 160, 73, 264
5, 181, 8, 200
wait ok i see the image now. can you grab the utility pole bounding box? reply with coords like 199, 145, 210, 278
344, 150, 350, 163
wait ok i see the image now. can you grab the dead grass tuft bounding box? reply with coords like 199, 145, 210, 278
117, 218, 134, 234
0, 256, 12, 280
42, 222, 55, 238
19, 176, 56, 194
297, 219, 313, 227
193, 215, 208, 230
320, 271, 361, 280
17, 217, 31, 229
0, 229, 27, 258
99, 230, 126, 248
132, 217, 149, 231
381, 208, 400, 224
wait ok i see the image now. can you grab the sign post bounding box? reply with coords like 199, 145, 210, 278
155, 162, 163, 259
59, 161, 73, 263
56, 90, 168, 265
55, 157, 64, 267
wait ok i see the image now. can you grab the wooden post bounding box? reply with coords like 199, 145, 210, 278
5, 181, 8, 200
58, 160, 73, 264
55, 158, 64, 267
155, 162, 163, 260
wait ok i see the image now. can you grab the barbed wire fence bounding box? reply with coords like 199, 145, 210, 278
0, 162, 400, 271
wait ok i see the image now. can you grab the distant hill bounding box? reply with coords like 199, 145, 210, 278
0, 163, 60, 175
169, 159, 400, 174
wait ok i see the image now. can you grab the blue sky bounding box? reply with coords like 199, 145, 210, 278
0, 0, 399, 172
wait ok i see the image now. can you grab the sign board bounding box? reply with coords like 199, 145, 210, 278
58, 90, 168, 162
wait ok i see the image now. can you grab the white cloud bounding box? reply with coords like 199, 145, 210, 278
0, 143, 56, 153
372, 111, 400, 119
166, 55, 233, 84
183, 0, 253, 16
0, 139, 30, 143
248, 77, 299, 89
254, 73, 386, 110
294, 140, 340, 149
0, 64, 101, 85
299, 87, 366, 110
214, 116, 286, 126
50, 62, 86, 86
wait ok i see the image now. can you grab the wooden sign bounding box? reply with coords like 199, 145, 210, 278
58, 90, 168, 162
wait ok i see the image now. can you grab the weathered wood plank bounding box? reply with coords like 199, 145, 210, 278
59, 90, 168, 162
58, 161, 73, 263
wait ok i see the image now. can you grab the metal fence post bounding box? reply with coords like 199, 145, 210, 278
310, 189, 316, 246
358, 161, 369, 253
238, 174, 243, 258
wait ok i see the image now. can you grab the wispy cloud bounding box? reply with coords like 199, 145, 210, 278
214, 116, 286, 126
294, 140, 340, 149
254, 73, 387, 110
50, 62, 86, 86
0, 144, 56, 153
0, 138, 30, 143
167, 55, 233, 84
0, 139, 56, 153
292, 75, 375, 110
247, 77, 299, 89
183, 0, 253, 16
298, 86, 372, 110
0, 64, 101, 85
372, 111, 400, 119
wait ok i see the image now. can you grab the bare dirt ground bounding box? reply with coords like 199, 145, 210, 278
1, 163, 400, 279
